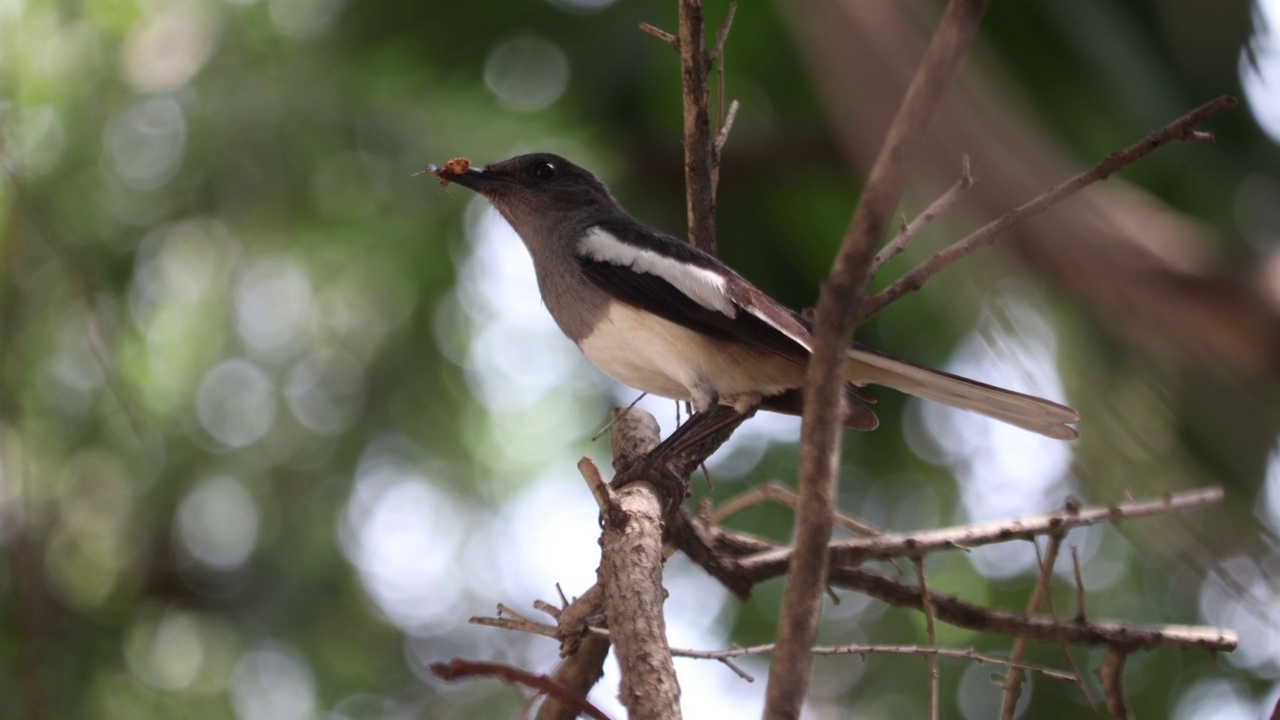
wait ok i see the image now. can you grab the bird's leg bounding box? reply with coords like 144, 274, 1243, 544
611, 403, 755, 514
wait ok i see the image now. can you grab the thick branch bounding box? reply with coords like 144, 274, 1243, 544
596, 409, 681, 719
768, 2, 990, 716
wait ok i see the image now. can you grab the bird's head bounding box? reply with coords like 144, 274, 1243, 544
431, 153, 623, 246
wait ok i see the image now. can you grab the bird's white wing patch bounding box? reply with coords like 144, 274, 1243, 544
579, 227, 737, 317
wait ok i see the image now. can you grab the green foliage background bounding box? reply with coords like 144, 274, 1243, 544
1, 0, 1277, 718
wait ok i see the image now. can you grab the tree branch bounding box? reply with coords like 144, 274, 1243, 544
673, 642, 1078, 682
768, 2, 990, 716
1099, 647, 1131, 719
860, 95, 1237, 320
677, 0, 716, 253
665, 487, 1235, 653
868, 155, 974, 277
595, 409, 680, 719
738, 487, 1223, 577
535, 635, 612, 720
1001, 534, 1066, 719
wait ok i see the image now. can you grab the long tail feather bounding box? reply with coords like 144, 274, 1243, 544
847, 347, 1079, 440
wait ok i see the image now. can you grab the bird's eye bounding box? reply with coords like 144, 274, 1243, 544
533, 161, 557, 180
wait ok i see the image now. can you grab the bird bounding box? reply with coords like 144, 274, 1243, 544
427, 152, 1079, 440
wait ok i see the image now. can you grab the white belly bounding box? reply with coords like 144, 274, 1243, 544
577, 303, 806, 405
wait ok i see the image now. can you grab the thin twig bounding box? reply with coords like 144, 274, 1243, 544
739, 486, 1225, 576
1098, 648, 1131, 720
829, 565, 1236, 652
1000, 534, 1065, 720
914, 558, 940, 720
590, 392, 647, 441
861, 95, 1239, 320
1072, 545, 1088, 622
709, 483, 882, 536
713, 100, 741, 157
868, 155, 975, 277
768, 2, 991, 716
639, 22, 677, 47
673, 643, 1077, 682
1038, 543, 1093, 710
712, 3, 737, 129
472, 614, 609, 643
430, 659, 611, 720
668, 495, 1236, 652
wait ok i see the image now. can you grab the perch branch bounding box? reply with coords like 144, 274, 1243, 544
596, 409, 680, 719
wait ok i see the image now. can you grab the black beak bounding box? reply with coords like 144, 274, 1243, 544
440, 167, 497, 192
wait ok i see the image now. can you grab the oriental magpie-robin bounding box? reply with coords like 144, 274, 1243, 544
430, 153, 1078, 440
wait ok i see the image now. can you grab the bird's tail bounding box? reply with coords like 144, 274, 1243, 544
847, 347, 1079, 440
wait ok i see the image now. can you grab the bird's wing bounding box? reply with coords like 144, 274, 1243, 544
575, 219, 816, 366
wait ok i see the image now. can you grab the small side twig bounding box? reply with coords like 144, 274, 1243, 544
914, 558, 940, 720
638, 22, 677, 47
868, 155, 974, 277
1072, 545, 1088, 622
1000, 534, 1067, 720
709, 483, 882, 536
429, 659, 610, 720
1098, 648, 1132, 720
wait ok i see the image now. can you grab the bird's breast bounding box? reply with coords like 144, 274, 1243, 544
577, 301, 806, 402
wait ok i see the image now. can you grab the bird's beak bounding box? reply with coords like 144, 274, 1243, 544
439, 167, 497, 192
417, 158, 505, 194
